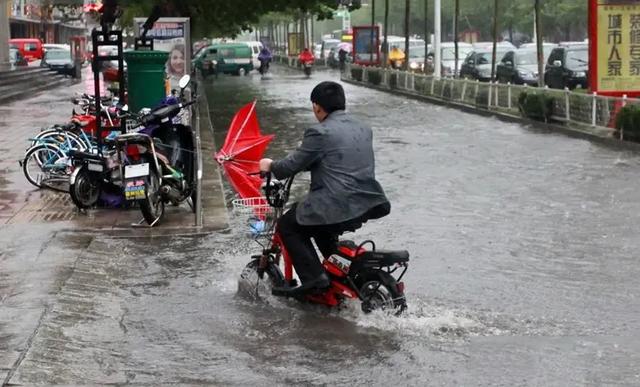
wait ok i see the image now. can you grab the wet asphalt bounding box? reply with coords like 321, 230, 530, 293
2, 65, 640, 385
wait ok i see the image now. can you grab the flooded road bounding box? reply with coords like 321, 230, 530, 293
205, 66, 640, 385
3, 65, 640, 385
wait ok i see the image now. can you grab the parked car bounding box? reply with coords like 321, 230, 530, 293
9, 48, 28, 68
544, 44, 588, 89
425, 42, 473, 76
9, 38, 43, 62
472, 41, 517, 51
459, 48, 509, 81
40, 49, 76, 76
496, 45, 556, 85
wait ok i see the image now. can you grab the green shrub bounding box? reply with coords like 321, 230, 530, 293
351, 67, 363, 81
476, 88, 490, 108
415, 76, 426, 93
368, 70, 382, 85
614, 104, 640, 140
518, 92, 555, 122
389, 73, 398, 89
442, 82, 452, 99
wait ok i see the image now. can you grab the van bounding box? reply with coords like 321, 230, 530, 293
9, 38, 44, 62
193, 43, 253, 76
244, 41, 263, 70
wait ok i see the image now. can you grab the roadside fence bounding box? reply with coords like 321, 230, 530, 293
273, 55, 327, 68
343, 64, 640, 140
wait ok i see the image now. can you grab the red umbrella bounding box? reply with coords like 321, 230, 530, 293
215, 100, 274, 199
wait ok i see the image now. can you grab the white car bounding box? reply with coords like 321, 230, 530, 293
44, 43, 71, 52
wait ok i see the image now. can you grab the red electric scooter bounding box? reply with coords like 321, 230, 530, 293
238, 172, 409, 315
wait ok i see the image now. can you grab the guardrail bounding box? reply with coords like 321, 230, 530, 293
343, 64, 639, 140
273, 54, 327, 68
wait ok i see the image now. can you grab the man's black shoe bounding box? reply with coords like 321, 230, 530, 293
272, 273, 330, 297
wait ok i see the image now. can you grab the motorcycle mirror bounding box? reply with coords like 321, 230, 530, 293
178, 74, 191, 89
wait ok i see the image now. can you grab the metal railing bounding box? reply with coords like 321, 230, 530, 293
273, 54, 327, 68
343, 64, 638, 138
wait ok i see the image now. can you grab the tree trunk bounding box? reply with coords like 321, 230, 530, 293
491, 0, 499, 81
535, 0, 544, 87
370, 0, 376, 64
424, 0, 429, 71
286, 23, 290, 56
384, 0, 389, 68
454, 0, 459, 77
404, 0, 410, 70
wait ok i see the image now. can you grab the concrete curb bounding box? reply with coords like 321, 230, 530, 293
343, 78, 640, 152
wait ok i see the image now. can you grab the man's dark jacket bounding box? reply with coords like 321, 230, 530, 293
271, 110, 389, 226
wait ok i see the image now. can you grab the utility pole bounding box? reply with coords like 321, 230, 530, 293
0, 0, 10, 70
434, 0, 441, 77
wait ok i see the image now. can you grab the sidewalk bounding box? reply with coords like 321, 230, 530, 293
0, 70, 228, 234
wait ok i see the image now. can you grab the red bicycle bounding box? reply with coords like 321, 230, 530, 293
237, 172, 410, 315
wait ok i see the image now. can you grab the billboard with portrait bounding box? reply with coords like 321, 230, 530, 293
589, 0, 640, 96
353, 26, 380, 65
135, 17, 191, 90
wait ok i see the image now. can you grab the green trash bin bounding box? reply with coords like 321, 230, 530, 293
124, 51, 169, 113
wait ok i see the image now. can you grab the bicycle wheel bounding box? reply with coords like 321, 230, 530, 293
22, 144, 67, 189
33, 130, 87, 152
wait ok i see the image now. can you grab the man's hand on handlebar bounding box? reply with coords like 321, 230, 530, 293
259, 158, 273, 173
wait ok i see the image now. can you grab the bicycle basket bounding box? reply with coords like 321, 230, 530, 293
232, 196, 273, 218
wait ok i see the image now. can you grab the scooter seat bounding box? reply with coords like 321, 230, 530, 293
68, 149, 103, 162
358, 250, 410, 265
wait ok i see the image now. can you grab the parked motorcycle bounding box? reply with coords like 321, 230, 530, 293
118, 75, 197, 225
68, 76, 196, 217
238, 172, 409, 315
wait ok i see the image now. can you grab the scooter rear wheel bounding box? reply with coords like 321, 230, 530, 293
140, 167, 165, 226
69, 166, 101, 209
357, 271, 407, 316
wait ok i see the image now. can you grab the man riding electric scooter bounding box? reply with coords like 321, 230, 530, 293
259, 82, 390, 295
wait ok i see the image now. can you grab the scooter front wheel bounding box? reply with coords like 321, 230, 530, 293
140, 167, 164, 226
238, 259, 284, 300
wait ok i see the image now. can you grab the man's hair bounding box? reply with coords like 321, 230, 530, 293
310, 81, 346, 114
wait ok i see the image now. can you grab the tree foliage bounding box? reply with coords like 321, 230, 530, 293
119, 0, 360, 38
347, 0, 587, 42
